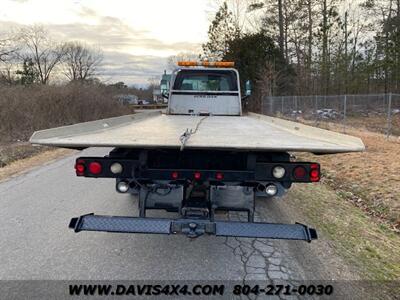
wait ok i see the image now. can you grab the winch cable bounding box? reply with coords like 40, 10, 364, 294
179, 116, 209, 151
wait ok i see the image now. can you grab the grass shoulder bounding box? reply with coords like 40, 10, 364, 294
288, 183, 400, 285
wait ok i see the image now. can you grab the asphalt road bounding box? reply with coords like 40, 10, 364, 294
0, 148, 359, 298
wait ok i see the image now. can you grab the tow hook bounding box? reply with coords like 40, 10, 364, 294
171, 221, 216, 238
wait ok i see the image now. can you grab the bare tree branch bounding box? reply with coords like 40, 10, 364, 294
167, 52, 201, 70
0, 38, 18, 62
0, 33, 20, 84
62, 41, 103, 82
18, 25, 65, 84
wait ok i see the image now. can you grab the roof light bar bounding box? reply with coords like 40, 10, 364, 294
177, 61, 235, 67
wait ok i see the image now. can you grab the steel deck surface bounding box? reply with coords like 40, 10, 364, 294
30, 111, 365, 153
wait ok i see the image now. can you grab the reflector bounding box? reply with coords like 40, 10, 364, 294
74, 160, 85, 175
194, 172, 202, 180
171, 171, 179, 180
310, 163, 320, 182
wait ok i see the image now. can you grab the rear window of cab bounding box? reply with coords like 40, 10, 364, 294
173, 70, 238, 91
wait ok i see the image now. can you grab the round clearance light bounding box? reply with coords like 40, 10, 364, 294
171, 171, 179, 180
194, 172, 202, 180
117, 181, 129, 193
110, 162, 123, 174
265, 184, 278, 196
272, 166, 286, 179
293, 166, 307, 180
215, 172, 224, 180
88, 162, 102, 175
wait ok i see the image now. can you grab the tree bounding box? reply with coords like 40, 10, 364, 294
202, 2, 239, 60
19, 25, 65, 84
278, 0, 285, 54
0, 37, 18, 63
16, 58, 39, 85
205, 0, 400, 96
110, 81, 127, 89
379, 0, 400, 91
210, 0, 255, 33
63, 41, 103, 82
224, 31, 293, 110
0, 34, 20, 84
147, 76, 160, 90
167, 52, 201, 70
361, 0, 400, 93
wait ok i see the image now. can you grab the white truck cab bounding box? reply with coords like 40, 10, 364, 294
167, 62, 243, 116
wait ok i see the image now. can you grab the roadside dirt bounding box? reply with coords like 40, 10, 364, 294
297, 121, 400, 232
0, 146, 75, 182
0, 142, 47, 168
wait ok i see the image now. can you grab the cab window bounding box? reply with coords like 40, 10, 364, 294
173, 70, 238, 91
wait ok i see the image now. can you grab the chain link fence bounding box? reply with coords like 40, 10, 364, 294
262, 93, 400, 137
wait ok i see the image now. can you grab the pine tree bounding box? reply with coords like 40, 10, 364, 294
202, 2, 239, 60
16, 58, 39, 85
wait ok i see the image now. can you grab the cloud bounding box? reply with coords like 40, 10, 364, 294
0, 17, 201, 85
98, 51, 168, 85
47, 16, 200, 55
77, 6, 97, 18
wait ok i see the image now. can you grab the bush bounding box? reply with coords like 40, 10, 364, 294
0, 83, 132, 143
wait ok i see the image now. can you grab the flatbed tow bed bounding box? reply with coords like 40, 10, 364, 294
30, 61, 364, 242
30, 111, 363, 153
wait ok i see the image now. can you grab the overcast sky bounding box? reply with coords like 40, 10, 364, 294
0, 0, 211, 85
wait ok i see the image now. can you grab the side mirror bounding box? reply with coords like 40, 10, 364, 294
245, 80, 252, 96
162, 91, 169, 99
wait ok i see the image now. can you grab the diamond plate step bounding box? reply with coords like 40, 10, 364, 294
69, 214, 317, 242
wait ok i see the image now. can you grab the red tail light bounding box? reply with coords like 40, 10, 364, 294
74, 160, 85, 176
88, 161, 102, 175
310, 163, 320, 182
293, 166, 307, 179
215, 172, 224, 180
171, 171, 179, 180
194, 171, 202, 180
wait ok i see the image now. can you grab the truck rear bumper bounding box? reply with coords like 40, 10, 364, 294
69, 213, 317, 242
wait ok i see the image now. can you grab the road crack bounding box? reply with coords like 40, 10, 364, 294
222, 211, 303, 299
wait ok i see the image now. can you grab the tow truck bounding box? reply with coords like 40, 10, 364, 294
30, 61, 365, 242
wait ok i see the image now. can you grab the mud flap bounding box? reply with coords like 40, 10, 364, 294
69, 213, 317, 242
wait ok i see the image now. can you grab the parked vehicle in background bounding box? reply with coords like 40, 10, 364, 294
137, 99, 150, 105
115, 94, 139, 105
315, 109, 341, 119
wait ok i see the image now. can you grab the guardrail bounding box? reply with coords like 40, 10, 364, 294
131, 104, 168, 110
